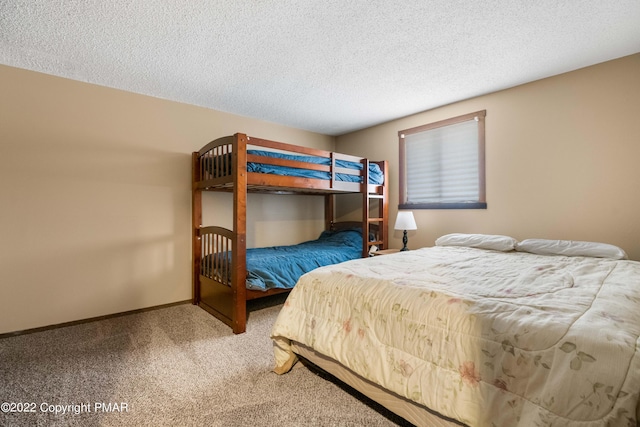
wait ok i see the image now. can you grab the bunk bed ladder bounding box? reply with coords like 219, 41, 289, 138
362, 160, 389, 257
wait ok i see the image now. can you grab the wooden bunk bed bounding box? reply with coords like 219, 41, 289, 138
192, 133, 388, 334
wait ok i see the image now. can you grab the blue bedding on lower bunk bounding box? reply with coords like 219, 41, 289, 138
246, 228, 363, 290
205, 228, 363, 291
206, 150, 384, 185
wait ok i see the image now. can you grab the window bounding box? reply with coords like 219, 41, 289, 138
399, 110, 486, 209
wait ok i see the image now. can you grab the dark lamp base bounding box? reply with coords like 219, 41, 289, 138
400, 230, 410, 251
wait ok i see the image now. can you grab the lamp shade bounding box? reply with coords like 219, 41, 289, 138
394, 211, 417, 231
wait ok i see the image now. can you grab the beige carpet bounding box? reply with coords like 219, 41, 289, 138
0, 297, 412, 426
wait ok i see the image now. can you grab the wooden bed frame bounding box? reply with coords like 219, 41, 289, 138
192, 133, 388, 333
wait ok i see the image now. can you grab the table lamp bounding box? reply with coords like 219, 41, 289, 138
394, 211, 417, 251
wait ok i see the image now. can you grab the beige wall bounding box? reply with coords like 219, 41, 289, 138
0, 65, 333, 334
3, 53, 639, 334
337, 54, 640, 260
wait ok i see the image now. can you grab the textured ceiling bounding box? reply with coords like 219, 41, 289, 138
2, 1, 640, 136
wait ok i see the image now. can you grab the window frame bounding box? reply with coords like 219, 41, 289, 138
398, 110, 487, 210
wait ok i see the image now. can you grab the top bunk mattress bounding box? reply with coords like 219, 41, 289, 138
206, 149, 384, 185
247, 150, 384, 185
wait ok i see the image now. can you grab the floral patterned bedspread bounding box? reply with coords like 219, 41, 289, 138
271, 246, 640, 426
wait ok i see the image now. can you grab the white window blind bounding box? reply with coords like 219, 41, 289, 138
399, 111, 486, 209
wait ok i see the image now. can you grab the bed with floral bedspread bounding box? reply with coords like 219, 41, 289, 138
271, 240, 640, 426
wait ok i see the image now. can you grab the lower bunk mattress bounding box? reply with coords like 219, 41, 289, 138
204, 228, 364, 291
271, 246, 640, 426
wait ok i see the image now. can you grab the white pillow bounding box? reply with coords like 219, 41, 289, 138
516, 239, 628, 260
435, 233, 517, 252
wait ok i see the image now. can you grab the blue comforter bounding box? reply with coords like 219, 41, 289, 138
247, 150, 384, 185
205, 229, 364, 291
205, 150, 384, 185
246, 228, 363, 290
